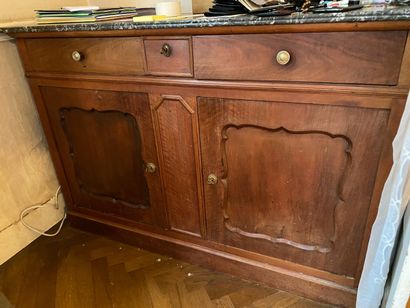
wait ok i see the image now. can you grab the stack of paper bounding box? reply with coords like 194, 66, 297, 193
237, 0, 291, 13
36, 6, 156, 24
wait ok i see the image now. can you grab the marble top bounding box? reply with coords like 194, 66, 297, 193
0, 5, 409, 34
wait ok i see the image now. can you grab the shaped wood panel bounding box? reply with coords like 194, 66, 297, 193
221, 124, 352, 253
199, 96, 390, 277
60, 108, 150, 209
41, 87, 166, 227
152, 95, 203, 236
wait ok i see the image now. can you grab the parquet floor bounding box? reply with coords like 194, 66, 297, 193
0, 225, 334, 308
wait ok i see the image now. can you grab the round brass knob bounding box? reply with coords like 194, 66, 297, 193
71, 51, 83, 62
145, 163, 157, 173
276, 50, 291, 65
160, 43, 172, 57
207, 174, 218, 185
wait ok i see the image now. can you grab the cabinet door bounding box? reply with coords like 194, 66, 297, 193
41, 87, 166, 227
198, 96, 390, 277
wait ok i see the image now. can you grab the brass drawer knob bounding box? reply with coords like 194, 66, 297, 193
276, 50, 291, 65
207, 174, 218, 185
71, 51, 83, 62
145, 163, 157, 173
160, 43, 172, 57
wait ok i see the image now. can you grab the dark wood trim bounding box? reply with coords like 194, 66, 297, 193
68, 204, 355, 287
27, 83, 75, 207
15, 26, 408, 306
7, 21, 410, 39
353, 96, 407, 285
27, 76, 407, 108
398, 32, 410, 87
69, 212, 357, 307
25, 73, 409, 98
15, 39, 32, 72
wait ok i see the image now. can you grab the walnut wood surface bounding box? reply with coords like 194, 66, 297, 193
14, 27, 410, 307
198, 96, 391, 277
23, 37, 145, 75
151, 94, 203, 237
399, 33, 410, 87
144, 38, 193, 77
194, 32, 407, 85
41, 87, 167, 227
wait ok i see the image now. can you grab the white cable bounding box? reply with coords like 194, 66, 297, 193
0, 34, 14, 42
19, 186, 67, 237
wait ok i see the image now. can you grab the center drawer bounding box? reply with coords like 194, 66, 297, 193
193, 31, 407, 85
23, 37, 145, 75
143, 37, 192, 77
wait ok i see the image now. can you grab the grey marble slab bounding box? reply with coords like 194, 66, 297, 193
0, 5, 409, 34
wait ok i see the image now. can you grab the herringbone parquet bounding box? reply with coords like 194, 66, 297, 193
0, 226, 334, 308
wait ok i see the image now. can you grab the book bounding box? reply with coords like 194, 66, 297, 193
37, 17, 97, 24
62, 6, 100, 11
236, 0, 293, 13
35, 7, 156, 24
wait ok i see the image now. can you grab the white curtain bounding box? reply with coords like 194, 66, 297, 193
357, 92, 410, 307
384, 206, 410, 307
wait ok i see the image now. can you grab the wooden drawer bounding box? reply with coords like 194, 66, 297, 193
23, 37, 145, 75
144, 38, 192, 77
193, 32, 407, 85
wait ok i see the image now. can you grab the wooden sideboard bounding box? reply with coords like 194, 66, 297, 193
11, 22, 410, 307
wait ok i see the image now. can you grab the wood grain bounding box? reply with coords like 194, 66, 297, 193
0, 226, 334, 308
193, 32, 407, 85
198, 96, 390, 277
24, 37, 146, 75
13, 23, 409, 307
398, 32, 410, 87
151, 94, 203, 237
70, 214, 357, 307
144, 38, 193, 77
41, 87, 167, 227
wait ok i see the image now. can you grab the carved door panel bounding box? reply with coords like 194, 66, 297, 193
198, 96, 390, 277
41, 87, 166, 227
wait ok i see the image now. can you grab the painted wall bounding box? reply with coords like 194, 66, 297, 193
0, 0, 85, 22
192, 0, 212, 13
87, 0, 198, 14
0, 0, 72, 264
0, 0, 211, 23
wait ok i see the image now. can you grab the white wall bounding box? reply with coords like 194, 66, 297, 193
0, 0, 74, 263
87, 0, 195, 14
0, 0, 85, 22
192, 0, 211, 13
86, 0, 210, 14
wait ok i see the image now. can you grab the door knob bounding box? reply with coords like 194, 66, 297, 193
207, 174, 218, 185
276, 50, 291, 65
160, 43, 172, 57
145, 163, 157, 173
71, 50, 83, 62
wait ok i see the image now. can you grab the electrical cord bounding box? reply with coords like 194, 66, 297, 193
19, 185, 67, 237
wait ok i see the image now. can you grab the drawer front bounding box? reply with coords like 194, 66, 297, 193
193, 32, 407, 85
24, 38, 145, 75
144, 38, 192, 77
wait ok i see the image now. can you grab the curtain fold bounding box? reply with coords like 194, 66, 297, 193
357, 92, 410, 307
384, 206, 410, 307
